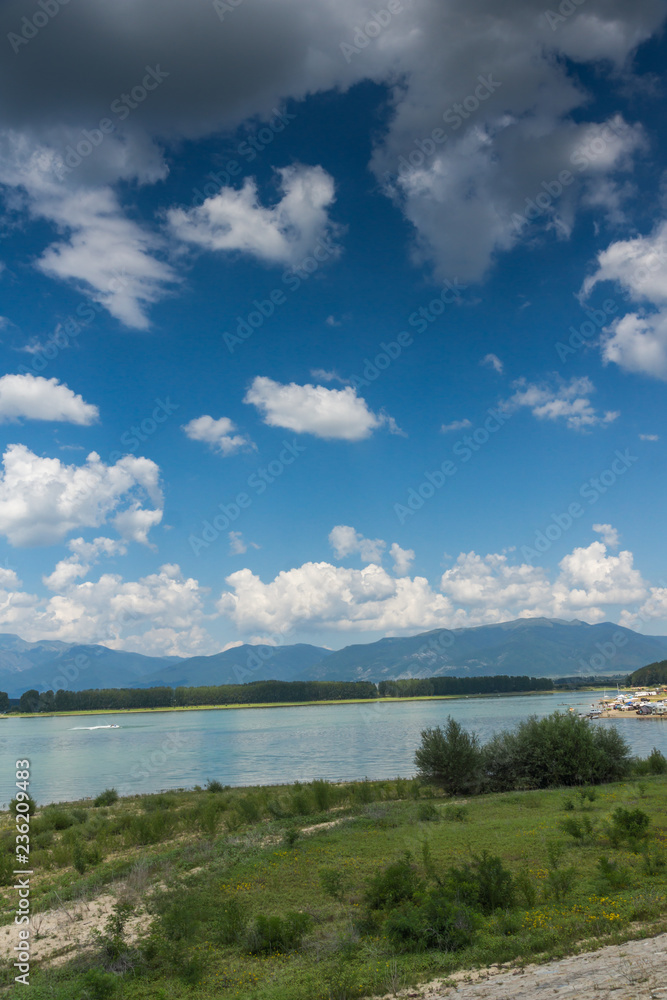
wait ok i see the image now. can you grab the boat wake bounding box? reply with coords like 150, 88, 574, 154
70, 725, 121, 730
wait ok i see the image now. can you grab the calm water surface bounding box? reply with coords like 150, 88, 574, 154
2, 691, 666, 805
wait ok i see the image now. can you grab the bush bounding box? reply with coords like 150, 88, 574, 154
311, 779, 335, 811
216, 895, 247, 944
418, 802, 440, 822
94, 788, 119, 807
647, 747, 667, 775
560, 814, 596, 844
484, 712, 631, 791
43, 808, 75, 831
364, 853, 422, 911
320, 867, 348, 901
206, 779, 226, 793
414, 717, 482, 794
609, 807, 650, 846
595, 856, 629, 891
445, 851, 515, 914
246, 912, 312, 953
443, 804, 469, 822
384, 890, 477, 953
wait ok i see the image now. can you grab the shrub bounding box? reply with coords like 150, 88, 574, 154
206, 779, 226, 793
288, 784, 315, 816
320, 867, 348, 901
647, 747, 667, 775
284, 826, 300, 848
444, 851, 515, 914
94, 788, 118, 807
609, 807, 650, 846
43, 808, 75, 831
418, 802, 440, 822
216, 895, 247, 945
560, 814, 596, 844
545, 866, 576, 902
10, 795, 36, 818
595, 856, 629, 891
364, 853, 422, 911
443, 804, 468, 822
384, 890, 477, 952
311, 779, 335, 811
484, 712, 631, 791
81, 968, 119, 999
514, 870, 537, 908
237, 795, 261, 824
246, 912, 312, 953
351, 780, 374, 805
414, 717, 483, 794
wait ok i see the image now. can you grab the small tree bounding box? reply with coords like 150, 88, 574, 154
414, 717, 482, 794
0, 691, 9, 713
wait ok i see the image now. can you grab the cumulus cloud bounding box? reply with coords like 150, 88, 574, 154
0, 374, 98, 424
182, 415, 254, 455
216, 537, 652, 636
168, 165, 337, 266
0, 444, 163, 547
329, 525, 386, 564
481, 354, 503, 374
244, 376, 397, 441
593, 523, 620, 548
0, 0, 662, 322
441, 418, 471, 433
581, 219, 667, 380
43, 536, 127, 592
502, 376, 619, 430
390, 542, 415, 576
229, 531, 259, 555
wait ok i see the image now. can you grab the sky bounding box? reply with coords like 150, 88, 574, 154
0, 0, 666, 658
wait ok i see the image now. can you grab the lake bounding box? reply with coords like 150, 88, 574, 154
3, 691, 667, 805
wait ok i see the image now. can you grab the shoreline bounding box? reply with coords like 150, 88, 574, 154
1, 687, 591, 720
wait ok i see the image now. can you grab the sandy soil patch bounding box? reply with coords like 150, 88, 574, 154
379, 932, 667, 1000
1, 891, 147, 967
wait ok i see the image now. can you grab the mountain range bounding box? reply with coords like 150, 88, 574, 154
3, 618, 667, 697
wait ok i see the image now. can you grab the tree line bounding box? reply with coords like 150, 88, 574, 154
627, 659, 667, 687
377, 675, 553, 697
2, 673, 559, 712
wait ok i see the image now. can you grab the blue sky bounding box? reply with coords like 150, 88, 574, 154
0, 0, 666, 657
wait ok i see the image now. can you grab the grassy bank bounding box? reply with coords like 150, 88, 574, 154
1, 773, 666, 999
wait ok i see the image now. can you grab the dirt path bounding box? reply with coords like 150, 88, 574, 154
400, 932, 667, 1000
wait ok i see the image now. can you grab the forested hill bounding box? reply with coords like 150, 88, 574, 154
627, 660, 667, 686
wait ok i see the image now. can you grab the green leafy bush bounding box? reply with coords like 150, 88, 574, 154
609, 807, 650, 846
319, 867, 347, 901
94, 788, 119, 807
384, 890, 477, 952
445, 851, 515, 914
417, 802, 440, 822
364, 853, 422, 911
246, 912, 312, 953
216, 895, 247, 945
560, 814, 596, 844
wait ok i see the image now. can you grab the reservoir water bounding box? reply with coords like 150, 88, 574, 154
2, 691, 667, 805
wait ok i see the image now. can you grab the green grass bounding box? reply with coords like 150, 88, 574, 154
1, 775, 666, 999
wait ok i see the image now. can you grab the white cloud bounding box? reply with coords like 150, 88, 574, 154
0, 444, 162, 547
481, 353, 503, 374
182, 415, 254, 455
592, 523, 620, 548
43, 536, 126, 592
502, 376, 619, 430
582, 219, 667, 379
329, 525, 386, 564
0, 374, 98, 425
390, 542, 415, 576
217, 537, 652, 636
168, 165, 337, 266
244, 376, 397, 441
441, 418, 472, 433
639, 433, 659, 441
229, 531, 247, 555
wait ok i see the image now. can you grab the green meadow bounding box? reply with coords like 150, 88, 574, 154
2, 770, 667, 999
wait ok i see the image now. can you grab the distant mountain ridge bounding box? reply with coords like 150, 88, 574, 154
2, 617, 667, 696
